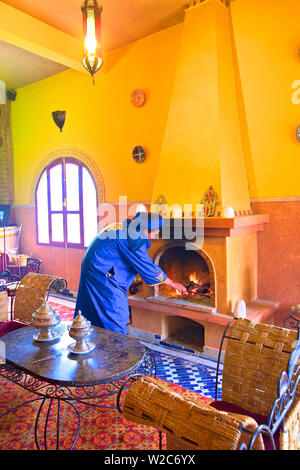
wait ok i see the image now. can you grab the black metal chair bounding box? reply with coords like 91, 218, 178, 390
5, 256, 41, 280
0, 269, 20, 286
25, 258, 41, 275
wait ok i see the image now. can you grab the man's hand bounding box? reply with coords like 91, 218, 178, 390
172, 282, 187, 294
165, 278, 187, 294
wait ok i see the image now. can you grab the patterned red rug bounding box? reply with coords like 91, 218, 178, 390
0, 301, 212, 450
49, 300, 76, 322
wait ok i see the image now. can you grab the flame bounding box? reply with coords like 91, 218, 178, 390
189, 272, 200, 284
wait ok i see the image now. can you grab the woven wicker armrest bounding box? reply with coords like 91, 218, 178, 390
123, 376, 264, 450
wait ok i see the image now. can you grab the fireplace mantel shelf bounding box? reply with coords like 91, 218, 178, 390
163, 214, 269, 238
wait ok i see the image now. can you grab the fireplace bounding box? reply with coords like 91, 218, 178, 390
128, 216, 279, 356
151, 243, 215, 311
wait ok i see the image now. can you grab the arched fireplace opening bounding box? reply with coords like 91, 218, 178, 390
162, 316, 204, 354
155, 245, 215, 309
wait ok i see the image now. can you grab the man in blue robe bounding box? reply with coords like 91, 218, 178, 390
75, 212, 186, 335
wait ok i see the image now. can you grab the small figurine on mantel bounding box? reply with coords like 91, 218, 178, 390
201, 186, 219, 217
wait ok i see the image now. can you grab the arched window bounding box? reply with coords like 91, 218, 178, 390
35, 158, 98, 248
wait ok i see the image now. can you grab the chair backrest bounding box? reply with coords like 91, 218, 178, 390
222, 318, 299, 417
13, 273, 63, 323
26, 258, 41, 274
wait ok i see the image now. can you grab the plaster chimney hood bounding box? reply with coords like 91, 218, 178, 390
152, 0, 251, 215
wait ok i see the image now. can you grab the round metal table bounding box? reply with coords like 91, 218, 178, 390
0, 322, 156, 450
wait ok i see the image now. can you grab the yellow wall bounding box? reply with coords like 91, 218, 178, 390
11, 0, 300, 205
231, 0, 300, 199
11, 24, 183, 205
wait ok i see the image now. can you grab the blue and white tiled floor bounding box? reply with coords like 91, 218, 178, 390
146, 343, 223, 400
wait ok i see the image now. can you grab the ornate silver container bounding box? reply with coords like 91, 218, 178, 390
31, 301, 61, 341
67, 312, 95, 354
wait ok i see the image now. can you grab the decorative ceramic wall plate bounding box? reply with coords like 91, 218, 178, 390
132, 145, 146, 163
296, 125, 300, 142
131, 89, 145, 108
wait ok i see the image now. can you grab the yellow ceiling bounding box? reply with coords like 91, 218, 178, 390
1, 0, 188, 51
0, 0, 188, 88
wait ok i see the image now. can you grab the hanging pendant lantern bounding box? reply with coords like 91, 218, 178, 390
81, 0, 103, 84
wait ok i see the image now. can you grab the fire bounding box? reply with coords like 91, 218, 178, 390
189, 272, 199, 284
175, 272, 212, 299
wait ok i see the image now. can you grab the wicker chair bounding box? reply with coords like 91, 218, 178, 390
119, 318, 300, 450
210, 317, 300, 450
120, 375, 265, 450
0, 273, 67, 338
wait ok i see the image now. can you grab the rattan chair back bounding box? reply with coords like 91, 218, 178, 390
222, 318, 299, 417
13, 273, 62, 323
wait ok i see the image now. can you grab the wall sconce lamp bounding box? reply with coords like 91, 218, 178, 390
52, 111, 66, 132
81, 0, 103, 84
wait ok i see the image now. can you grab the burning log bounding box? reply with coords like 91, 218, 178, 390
183, 280, 211, 298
